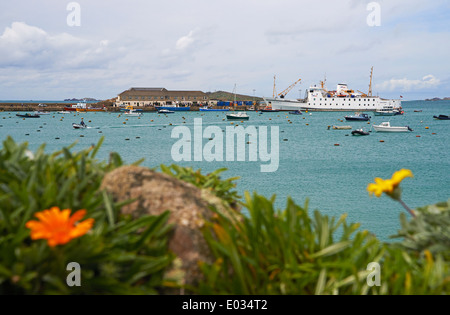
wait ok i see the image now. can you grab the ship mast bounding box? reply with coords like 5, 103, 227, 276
368, 67, 374, 97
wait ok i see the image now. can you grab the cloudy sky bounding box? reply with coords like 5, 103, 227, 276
0, 0, 449, 100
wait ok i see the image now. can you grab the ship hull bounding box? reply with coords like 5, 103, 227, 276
265, 97, 401, 112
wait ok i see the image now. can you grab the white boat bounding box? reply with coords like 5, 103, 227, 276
57, 111, 71, 114
226, 84, 250, 121
158, 109, 175, 114
373, 122, 413, 133
265, 68, 401, 112
33, 111, 50, 115
374, 106, 397, 116
124, 109, 143, 117
226, 112, 249, 120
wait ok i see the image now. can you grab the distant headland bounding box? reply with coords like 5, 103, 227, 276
424, 97, 450, 101
64, 97, 100, 102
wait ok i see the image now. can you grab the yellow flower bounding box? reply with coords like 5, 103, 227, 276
25, 207, 94, 247
367, 169, 414, 198
367, 178, 394, 197
391, 169, 414, 186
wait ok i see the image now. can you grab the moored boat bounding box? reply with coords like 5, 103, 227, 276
433, 115, 450, 120
344, 113, 370, 121
158, 109, 175, 114
199, 106, 229, 112
16, 113, 40, 118
124, 109, 143, 117
155, 105, 190, 112
226, 112, 250, 120
351, 129, 370, 136
289, 110, 302, 115
373, 122, 413, 132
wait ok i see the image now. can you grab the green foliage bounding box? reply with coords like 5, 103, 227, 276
160, 164, 240, 208
1, 137, 449, 295
198, 192, 450, 295
393, 200, 450, 260
0, 137, 174, 294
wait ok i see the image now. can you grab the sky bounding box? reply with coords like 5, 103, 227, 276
0, 0, 449, 101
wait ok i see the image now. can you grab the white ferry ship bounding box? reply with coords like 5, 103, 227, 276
264, 68, 401, 112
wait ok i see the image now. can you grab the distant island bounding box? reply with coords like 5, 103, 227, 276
424, 97, 450, 101
64, 97, 100, 102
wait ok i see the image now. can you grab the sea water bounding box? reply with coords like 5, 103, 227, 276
1, 100, 449, 241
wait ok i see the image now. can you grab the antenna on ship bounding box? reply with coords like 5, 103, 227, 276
273, 75, 277, 98
368, 66, 374, 97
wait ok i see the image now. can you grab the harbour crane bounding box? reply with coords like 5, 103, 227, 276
278, 78, 302, 99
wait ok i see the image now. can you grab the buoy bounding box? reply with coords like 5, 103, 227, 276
306, 124, 309, 126
136, 137, 140, 139
209, 138, 213, 140
432, 133, 437, 135
89, 120, 92, 123
55, 137, 60, 140
98, 131, 102, 133
80, 135, 84, 138
380, 140, 385, 143
25, 134, 30, 136
425, 127, 429, 129
125, 138, 130, 141
283, 139, 289, 142
416, 135, 421, 138
334, 144, 340, 146
123, 122, 126, 124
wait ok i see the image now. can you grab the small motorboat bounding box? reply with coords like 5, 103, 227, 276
373, 122, 413, 133
72, 123, 87, 129
344, 113, 370, 121
289, 110, 302, 115
352, 129, 370, 136
33, 111, 50, 115
226, 112, 250, 120
16, 113, 40, 118
158, 109, 175, 114
433, 115, 450, 120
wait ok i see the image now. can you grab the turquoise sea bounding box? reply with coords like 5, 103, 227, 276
1, 100, 449, 241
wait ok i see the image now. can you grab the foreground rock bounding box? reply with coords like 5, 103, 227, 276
100, 165, 237, 289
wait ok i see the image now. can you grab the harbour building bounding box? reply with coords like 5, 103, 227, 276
116, 88, 210, 107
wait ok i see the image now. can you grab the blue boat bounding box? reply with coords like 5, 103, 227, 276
155, 106, 190, 112
344, 113, 371, 121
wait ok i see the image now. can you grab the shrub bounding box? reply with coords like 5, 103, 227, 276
0, 137, 174, 294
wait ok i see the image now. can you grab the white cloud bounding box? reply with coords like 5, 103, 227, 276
0, 22, 113, 69
176, 31, 195, 51
376, 75, 441, 92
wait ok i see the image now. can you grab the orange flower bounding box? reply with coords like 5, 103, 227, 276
25, 207, 94, 247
